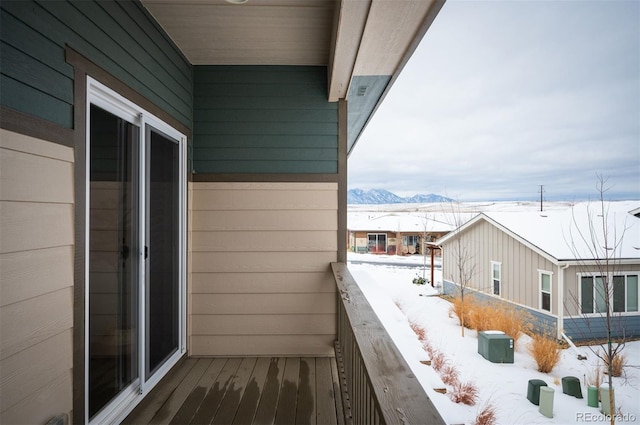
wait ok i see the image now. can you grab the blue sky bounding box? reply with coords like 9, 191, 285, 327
348, 0, 640, 202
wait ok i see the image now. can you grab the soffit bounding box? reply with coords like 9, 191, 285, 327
141, 0, 335, 66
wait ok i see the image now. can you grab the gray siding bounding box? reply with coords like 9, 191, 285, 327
441, 220, 557, 313
193, 66, 338, 174
564, 315, 640, 342
0, 0, 192, 130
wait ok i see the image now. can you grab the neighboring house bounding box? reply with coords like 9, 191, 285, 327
0, 1, 446, 424
437, 201, 640, 342
348, 211, 453, 254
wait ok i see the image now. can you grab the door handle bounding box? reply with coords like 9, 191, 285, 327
145, 246, 149, 259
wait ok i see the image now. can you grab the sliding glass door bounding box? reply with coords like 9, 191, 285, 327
87, 79, 186, 424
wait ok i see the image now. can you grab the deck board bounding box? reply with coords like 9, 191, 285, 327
253, 357, 286, 425
274, 357, 300, 425
124, 357, 345, 425
233, 357, 272, 424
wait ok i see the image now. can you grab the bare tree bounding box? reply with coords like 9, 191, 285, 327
564, 176, 632, 424
443, 200, 477, 337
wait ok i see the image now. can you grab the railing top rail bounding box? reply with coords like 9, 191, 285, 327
332, 262, 446, 425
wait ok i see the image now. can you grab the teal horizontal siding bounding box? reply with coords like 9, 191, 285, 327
193, 160, 337, 174
1, 74, 73, 128
0, 0, 192, 131
196, 122, 337, 136
192, 134, 337, 149
194, 66, 338, 174
195, 148, 337, 162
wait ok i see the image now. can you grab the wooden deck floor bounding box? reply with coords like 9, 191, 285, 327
122, 357, 347, 425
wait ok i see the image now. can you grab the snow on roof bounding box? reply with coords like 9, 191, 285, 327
480, 201, 640, 261
347, 212, 457, 233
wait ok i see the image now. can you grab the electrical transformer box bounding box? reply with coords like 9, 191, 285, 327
478, 330, 514, 363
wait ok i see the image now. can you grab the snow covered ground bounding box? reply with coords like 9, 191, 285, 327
347, 252, 640, 425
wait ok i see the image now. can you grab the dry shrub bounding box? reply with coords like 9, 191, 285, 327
529, 334, 561, 373
409, 321, 427, 341
488, 306, 532, 348
431, 349, 447, 372
449, 296, 531, 348
422, 340, 433, 354
585, 365, 603, 389
473, 403, 497, 425
450, 380, 478, 405
605, 352, 626, 377
468, 303, 494, 332
440, 364, 460, 386
450, 295, 476, 329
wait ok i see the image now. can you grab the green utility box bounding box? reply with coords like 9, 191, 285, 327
562, 376, 583, 398
478, 331, 514, 363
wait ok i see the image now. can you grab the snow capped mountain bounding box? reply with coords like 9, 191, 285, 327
347, 189, 453, 204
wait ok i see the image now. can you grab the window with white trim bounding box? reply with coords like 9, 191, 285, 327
580, 273, 639, 314
491, 261, 501, 296
613, 274, 638, 313
539, 271, 552, 312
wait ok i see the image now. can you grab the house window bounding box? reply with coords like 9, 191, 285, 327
613, 274, 639, 313
581, 274, 639, 314
367, 233, 387, 253
403, 235, 419, 247
539, 271, 552, 312
491, 261, 501, 296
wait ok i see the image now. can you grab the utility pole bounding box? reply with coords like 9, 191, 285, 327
538, 185, 545, 212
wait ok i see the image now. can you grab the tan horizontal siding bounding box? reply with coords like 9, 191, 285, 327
191, 314, 336, 335
191, 271, 335, 294
0, 287, 73, 360
190, 209, 337, 231
0, 246, 73, 307
0, 369, 73, 425
190, 335, 336, 357
192, 251, 337, 273
190, 182, 338, 356
1, 329, 72, 412
192, 293, 336, 315
0, 202, 73, 254
192, 230, 337, 252
0, 129, 73, 162
0, 130, 74, 423
192, 183, 337, 211
0, 147, 73, 203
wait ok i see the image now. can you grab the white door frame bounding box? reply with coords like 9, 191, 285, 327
85, 77, 187, 425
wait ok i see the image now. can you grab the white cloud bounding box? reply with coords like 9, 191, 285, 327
349, 0, 640, 201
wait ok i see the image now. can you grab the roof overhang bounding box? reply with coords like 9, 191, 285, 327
141, 0, 445, 152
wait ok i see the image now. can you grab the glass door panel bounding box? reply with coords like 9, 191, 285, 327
88, 105, 139, 420
146, 127, 180, 379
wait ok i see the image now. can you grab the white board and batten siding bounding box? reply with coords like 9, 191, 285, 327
0, 129, 74, 424
190, 182, 338, 356
443, 219, 557, 314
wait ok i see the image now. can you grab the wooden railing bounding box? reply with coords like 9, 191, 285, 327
331, 262, 446, 425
